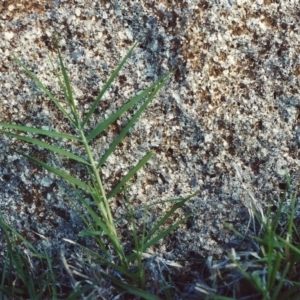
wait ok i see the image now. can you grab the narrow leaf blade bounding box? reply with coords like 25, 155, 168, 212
81, 41, 139, 128
0, 213, 45, 258
143, 196, 193, 245
142, 212, 193, 252
62, 238, 134, 278
98, 271, 161, 300
0, 122, 80, 141
107, 151, 154, 200
12, 54, 75, 126
13, 149, 91, 192
0, 130, 89, 165
54, 38, 79, 124
87, 73, 170, 143
97, 73, 172, 167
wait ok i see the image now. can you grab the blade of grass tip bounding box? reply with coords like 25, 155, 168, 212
87, 72, 171, 143
140, 211, 194, 254
54, 38, 80, 126
12, 54, 76, 127
0, 123, 81, 141
12, 149, 92, 192
81, 40, 139, 128
47, 52, 72, 114
128, 195, 195, 262
270, 197, 285, 234
97, 73, 171, 168
272, 261, 290, 300
142, 194, 194, 245
107, 151, 154, 200
1, 130, 90, 165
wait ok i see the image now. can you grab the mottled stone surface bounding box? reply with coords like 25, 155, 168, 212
0, 0, 299, 263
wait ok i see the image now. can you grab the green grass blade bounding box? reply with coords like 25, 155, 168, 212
272, 262, 290, 300
96, 73, 171, 167
77, 195, 126, 260
0, 254, 8, 293
271, 197, 285, 233
142, 195, 194, 245
268, 252, 282, 291
62, 188, 93, 233
277, 282, 300, 300
127, 194, 196, 262
77, 205, 112, 239
277, 236, 300, 256
62, 187, 108, 252
78, 190, 118, 237
1, 130, 89, 165
0, 225, 38, 299
12, 54, 76, 126
98, 270, 162, 300
54, 38, 79, 125
96, 105, 150, 168
62, 238, 134, 278
0, 123, 80, 141
138, 212, 193, 259
41, 244, 57, 300
87, 72, 170, 143
115, 195, 199, 223
286, 193, 297, 243
81, 40, 139, 128
66, 283, 99, 300
12, 149, 91, 192
107, 151, 154, 200
47, 52, 75, 123
0, 214, 45, 258
123, 189, 145, 287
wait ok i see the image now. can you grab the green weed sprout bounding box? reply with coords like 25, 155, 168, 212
0, 38, 195, 298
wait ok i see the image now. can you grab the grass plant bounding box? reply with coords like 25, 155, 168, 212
196, 173, 300, 300
0, 38, 196, 299
0, 37, 299, 299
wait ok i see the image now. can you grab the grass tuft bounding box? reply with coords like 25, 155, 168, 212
195, 172, 300, 300
0, 37, 196, 299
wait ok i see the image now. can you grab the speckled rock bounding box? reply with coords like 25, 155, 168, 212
0, 0, 299, 264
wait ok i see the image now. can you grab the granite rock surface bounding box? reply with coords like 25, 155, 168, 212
0, 0, 299, 264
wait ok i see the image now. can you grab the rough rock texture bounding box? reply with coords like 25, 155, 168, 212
0, 0, 299, 265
